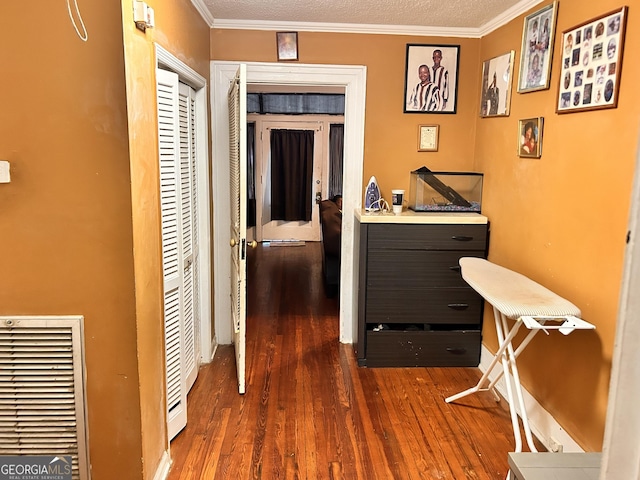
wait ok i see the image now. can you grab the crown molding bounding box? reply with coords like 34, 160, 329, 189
191, 0, 215, 27
193, 0, 545, 38
477, 0, 545, 37
211, 19, 480, 38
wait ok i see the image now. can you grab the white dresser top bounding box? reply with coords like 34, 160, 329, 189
355, 209, 488, 225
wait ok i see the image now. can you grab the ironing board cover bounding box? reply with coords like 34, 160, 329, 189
459, 257, 581, 320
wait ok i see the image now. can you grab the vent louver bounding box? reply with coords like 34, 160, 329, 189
0, 316, 90, 480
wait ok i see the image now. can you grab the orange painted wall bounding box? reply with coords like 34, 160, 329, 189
212, 0, 639, 451
211, 30, 481, 198
0, 1, 143, 478
122, 0, 211, 478
0, 0, 210, 479
476, 0, 640, 451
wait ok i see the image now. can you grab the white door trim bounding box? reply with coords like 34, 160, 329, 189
211, 61, 366, 345
156, 44, 213, 362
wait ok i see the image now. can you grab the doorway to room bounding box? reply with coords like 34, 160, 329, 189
248, 114, 344, 243
211, 62, 367, 371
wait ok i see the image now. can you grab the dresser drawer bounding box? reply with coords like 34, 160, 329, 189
365, 287, 483, 325
364, 330, 481, 367
367, 250, 484, 289
367, 223, 487, 251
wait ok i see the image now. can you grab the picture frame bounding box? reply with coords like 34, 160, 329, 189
404, 44, 460, 114
518, 117, 544, 158
276, 32, 298, 61
480, 51, 515, 117
517, 1, 558, 93
418, 124, 439, 152
556, 6, 628, 113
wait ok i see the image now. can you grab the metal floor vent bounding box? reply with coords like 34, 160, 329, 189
0, 316, 91, 479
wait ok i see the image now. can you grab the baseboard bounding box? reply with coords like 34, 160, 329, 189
210, 337, 218, 362
152, 450, 171, 480
479, 345, 584, 453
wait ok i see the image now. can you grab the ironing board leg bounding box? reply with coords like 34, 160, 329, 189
500, 312, 538, 452
493, 308, 523, 452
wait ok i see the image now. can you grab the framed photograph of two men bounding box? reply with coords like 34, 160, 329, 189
404, 44, 460, 114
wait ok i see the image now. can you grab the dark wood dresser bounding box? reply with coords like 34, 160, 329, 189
355, 211, 489, 367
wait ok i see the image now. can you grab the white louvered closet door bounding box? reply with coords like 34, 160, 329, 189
178, 82, 200, 392
156, 68, 187, 439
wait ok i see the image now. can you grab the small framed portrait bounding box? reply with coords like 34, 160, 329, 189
480, 51, 515, 118
276, 32, 298, 61
557, 7, 627, 113
417, 124, 439, 152
517, 1, 558, 93
518, 117, 544, 158
404, 44, 460, 114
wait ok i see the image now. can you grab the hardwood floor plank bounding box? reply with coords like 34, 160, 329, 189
167, 243, 539, 479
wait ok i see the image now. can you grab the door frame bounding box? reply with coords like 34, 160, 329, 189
254, 117, 333, 242
156, 44, 213, 362
211, 61, 366, 346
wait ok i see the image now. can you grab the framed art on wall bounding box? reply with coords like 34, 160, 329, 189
518, 117, 544, 158
276, 32, 298, 61
480, 51, 515, 117
556, 6, 627, 113
517, 1, 558, 93
418, 124, 439, 151
404, 44, 460, 114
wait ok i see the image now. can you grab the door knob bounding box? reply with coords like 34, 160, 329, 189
230, 239, 237, 247
249, 240, 257, 248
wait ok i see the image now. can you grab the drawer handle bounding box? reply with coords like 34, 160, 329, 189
449, 266, 461, 272
451, 235, 473, 241
447, 303, 469, 310
446, 347, 467, 355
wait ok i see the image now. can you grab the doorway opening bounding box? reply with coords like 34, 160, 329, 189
211, 61, 367, 357
248, 113, 344, 243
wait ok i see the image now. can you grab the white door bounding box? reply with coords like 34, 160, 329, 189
257, 121, 324, 242
156, 69, 202, 438
178, 82, 200, 392
228, 65, 248, 394
156, 68, 188, 438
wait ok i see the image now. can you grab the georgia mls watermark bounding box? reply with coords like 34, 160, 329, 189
0, 456, 72, 480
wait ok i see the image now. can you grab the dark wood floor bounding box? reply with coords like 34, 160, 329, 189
167, 242, 526, 480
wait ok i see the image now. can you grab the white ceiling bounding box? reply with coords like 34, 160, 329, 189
192, 0, 544, 37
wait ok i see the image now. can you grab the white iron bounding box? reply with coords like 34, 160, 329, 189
364, 175, 382, 211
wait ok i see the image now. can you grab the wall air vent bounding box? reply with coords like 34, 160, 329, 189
0, 316, 91, 480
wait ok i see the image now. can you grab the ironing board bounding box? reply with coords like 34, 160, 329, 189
445, 257, 595, 455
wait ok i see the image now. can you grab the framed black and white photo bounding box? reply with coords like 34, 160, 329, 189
404, 44, 460, 114
480, 51, 515, 117
557, 6, 627, 113
517, 1, 558, 93
276, 32, 298, 61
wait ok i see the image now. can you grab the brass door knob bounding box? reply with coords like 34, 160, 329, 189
249, 240, 257, 248
230, 239, 237, 247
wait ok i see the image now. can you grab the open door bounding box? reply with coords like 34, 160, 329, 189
228, 64, 248, 394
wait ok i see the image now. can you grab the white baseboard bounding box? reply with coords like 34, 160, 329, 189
152, 450, 171, 480
479, 344, 584, 453
210, 337, 218, 362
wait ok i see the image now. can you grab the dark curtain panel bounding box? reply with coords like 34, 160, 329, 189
329, 124, 344, 198
247, 122, 256, 227
270, 129, 314, 221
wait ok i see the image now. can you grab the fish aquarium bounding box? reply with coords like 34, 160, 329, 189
408, 167, 483, 213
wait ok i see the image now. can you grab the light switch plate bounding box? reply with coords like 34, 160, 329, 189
0, 161, 10, 183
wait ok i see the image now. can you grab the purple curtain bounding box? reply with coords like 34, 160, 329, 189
270, 129, 314, 221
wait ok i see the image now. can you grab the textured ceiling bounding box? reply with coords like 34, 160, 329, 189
199, 0, 538, 32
